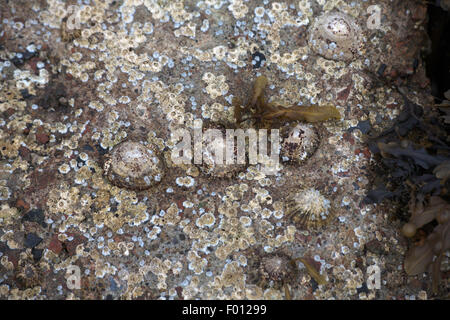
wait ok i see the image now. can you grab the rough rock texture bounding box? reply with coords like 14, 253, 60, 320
0, 0, 444, 300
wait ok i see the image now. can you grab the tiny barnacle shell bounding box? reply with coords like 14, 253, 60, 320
15, 251, 42, 289
259, 252, 295, 282
308, 11, 362, 62
103, 141, 165, 190
281, 124, 320, 164
285, 188, 332, 229
16, 262, 41, 288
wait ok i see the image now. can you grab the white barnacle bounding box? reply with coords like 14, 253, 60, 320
58, 163, 71, 174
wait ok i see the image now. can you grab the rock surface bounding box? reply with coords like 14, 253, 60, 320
0, 0, 441, 300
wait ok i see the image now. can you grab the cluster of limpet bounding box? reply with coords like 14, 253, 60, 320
285, 188, 332, 229
308, 11, 362, 62
281, 124, 320, 164
103, 141, 165, 190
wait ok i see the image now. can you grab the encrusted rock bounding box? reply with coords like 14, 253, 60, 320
103, 141, 165, 190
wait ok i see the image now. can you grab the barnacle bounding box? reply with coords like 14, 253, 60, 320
285, 188, 332, 229
308, 11, 362, 62
0, 204, 19, 226
234, 75, 340, 128
60, 19, 81, 42
15, 250, 43, 289
103, 141, 165, 190
15, 263, 40, 289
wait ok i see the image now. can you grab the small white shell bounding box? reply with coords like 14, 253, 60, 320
308, 11, 362, 62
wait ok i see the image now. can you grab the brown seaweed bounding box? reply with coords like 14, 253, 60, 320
366, 91, 450, 204
366, 90, 450, 295
295, 257, 327, 286
433, 161, 450, 184
403, 196, 449, 294
378, 141, 447, 170
234, 75, 340, 128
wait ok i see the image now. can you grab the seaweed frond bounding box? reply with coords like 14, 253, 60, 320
366, 90, 450, 296
235, 75, 340, 128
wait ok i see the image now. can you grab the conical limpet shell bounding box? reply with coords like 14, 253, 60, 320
281, 124, 320, 164
198, 126, 247, 178
308, 11, 362, 62
259, 252, 295, 282
104, 141, 165, 190
285, 188, 332, 229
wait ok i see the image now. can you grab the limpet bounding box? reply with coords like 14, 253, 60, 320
308, 11, 362, 62
285, 188, 332, 229
103, 141, 165, 190
281, 124, 320, 164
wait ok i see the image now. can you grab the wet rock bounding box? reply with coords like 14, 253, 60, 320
37, 81, 68, 111
24, 233, 43, 248
48, 234, 63, 255
35, 126, 49, 144
22, 208, 47, 227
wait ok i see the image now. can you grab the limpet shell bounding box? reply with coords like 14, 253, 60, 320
281, 124, 320, 164
198, 127, 246, 178
285, 188, 332, 229
103, 141, 165, 190
308, 11, 362, 62
259, 253, 295, 282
